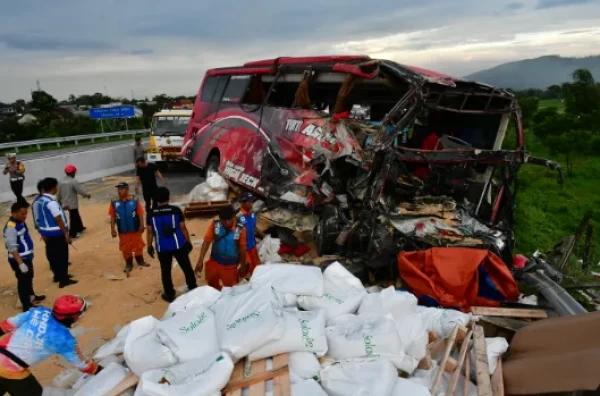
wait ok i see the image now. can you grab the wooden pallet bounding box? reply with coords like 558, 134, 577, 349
222, 354, 290, 396
184, 200, 231, 218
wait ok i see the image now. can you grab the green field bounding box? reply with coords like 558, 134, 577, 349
507, 129, 600, 271
538, 98, 566, 113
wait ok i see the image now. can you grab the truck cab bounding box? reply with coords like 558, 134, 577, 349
146, 109, 192, 168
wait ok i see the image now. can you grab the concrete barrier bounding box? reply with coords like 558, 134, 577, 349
0, 143, 135, 203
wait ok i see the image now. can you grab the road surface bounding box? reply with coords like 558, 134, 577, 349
0, 138, 149, 166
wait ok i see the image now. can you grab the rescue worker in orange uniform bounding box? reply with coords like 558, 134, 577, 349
108, 182, 150, 273
236, 192, 263, 278
195, 205, 247, 290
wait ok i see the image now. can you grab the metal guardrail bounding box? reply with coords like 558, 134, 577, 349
0, 129, 149, 152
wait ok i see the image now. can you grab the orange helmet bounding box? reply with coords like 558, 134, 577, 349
53, 295, 87, 321
64, 164, 77, 174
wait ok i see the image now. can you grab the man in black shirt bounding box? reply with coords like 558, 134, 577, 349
135, 158, 166, 214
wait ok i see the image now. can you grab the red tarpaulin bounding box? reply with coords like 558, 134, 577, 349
398, 248, 519, 312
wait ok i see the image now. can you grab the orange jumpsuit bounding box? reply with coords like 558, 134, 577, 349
108, 196, 145, 259
203, 219, 247, 290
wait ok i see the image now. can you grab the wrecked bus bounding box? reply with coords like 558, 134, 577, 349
182, 56, 561, 266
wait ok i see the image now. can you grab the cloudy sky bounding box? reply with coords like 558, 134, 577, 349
1, 0, 599, 102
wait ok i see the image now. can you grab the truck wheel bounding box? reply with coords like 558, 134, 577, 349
315, 205, 341, 256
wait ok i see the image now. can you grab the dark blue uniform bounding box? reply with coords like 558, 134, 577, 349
149, 205, 197, 299
3, 218, 36, 312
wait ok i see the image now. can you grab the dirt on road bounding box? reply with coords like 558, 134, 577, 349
0, 173, 213, 385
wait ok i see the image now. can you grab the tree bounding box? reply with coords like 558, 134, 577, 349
31, 90, 58, 113
546, 85, 562, 99
518, 96, 539, 128
68, 94, 76, 103
563, 68, 600, 117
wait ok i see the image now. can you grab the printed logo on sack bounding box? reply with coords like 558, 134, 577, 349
164, 354, 225, 385
298, 319, 314, 348
363, 335, 380, 358
179, 313, 207, 334
226, 311, 261, 330
324, 293, 344, 305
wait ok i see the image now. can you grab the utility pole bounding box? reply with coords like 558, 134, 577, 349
36, 80, 41, 92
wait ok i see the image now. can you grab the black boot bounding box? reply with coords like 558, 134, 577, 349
124, 258, 134, 273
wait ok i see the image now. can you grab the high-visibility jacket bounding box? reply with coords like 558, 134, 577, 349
210, 220, 244, 265
237, 209, 257, 251
150, 205, 186, 253
3, 218, 34, 264
33, 195, 68, 238
112, 197, 140, 234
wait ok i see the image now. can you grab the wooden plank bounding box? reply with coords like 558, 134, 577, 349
446, 330, 473, 396
479, 317, 529, 333
223, 366, 289, 393
431, 325, 459, 394
464, 353, 471, 396
249, 359, 267, 396
273, 354, 291, 396
491, 359, 505, 396
105, 373, 139, 396
473, 325, 492, 396
471, 307, 548, 319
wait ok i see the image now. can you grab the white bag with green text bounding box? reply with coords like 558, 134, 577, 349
248, 309, 327, 361
320, 358, 398, 396
212, 285, 285, 362
157, 307, 220, 363
161, 286, 221, 320
298, 262, 366, 322
123, 316, 178, 376
136, 352, 234, 396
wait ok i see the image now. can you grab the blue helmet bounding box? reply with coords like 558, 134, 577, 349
240, 192, 256, 202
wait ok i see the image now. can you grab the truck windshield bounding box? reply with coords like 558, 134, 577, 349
151, 116, 191, 136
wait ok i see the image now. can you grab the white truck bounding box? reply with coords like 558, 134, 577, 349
146, 109, 192, 169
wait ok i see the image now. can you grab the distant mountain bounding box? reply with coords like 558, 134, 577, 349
465, 55, 600, 90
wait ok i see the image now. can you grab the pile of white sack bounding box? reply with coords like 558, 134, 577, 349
47, 262, 508, 396
186, 172, 229, 203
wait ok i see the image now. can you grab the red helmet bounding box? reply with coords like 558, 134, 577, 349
64, 164, 77, 174
53, 295, 87, 321
512, 254, 528, 270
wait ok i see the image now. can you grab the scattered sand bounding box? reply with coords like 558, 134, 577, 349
0, 194, 214, 385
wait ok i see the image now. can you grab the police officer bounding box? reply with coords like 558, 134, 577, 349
32, 178, 77, 288
3, 153, 27, 206
0, 295, 102, 396
147, 187, 197, 302
3, 202, 45, 312
195, 205, 247, 290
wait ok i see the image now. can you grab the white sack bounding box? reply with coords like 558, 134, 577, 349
72, 362, 128, 396
320, 358, 398, 396
124, 316, 178, 376
42, 389, 74, 396
52, 369, 84, 389
358, 287, 417, 321
409, 362, 477, 396
470, 337, 508, 376
186, 172, 229, 203
94, 323, 131, 360
395, 313, 428, 362
326, 314, 416, 373
250, 264, 324, 297
257, 236, 282, 264
137, 352, 234, 396
249, 309, 327, 361
291, 379, 328, 396
157, 307, 220, 363
392, 377, 431, 396
414, 306, 471, 338
289, 352, 322, 383
212, 285, 285, 362
161, 286, 221, 319
298, 262, 366, 322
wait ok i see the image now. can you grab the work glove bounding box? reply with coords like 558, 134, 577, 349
147, 246, 155, 258
184, 241, 193, 254
19, 263, 28, 274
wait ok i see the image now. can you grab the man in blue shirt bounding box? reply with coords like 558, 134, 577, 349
32, 178, 77, 288
147, 187, 197, 302
237, 192, 263, 278
3, 202, 45, 312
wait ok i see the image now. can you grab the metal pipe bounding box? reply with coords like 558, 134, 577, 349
523, 271, 587, 316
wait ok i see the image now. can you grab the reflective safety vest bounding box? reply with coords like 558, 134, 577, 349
210, 220, 244, 265
150, 205, 186, 253
4, 218, 34, 263
112, 198, 140, 234
33, 195, 68, 237
237, 210, 257, 250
